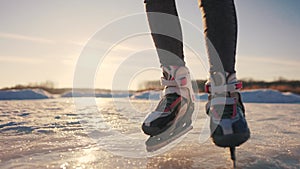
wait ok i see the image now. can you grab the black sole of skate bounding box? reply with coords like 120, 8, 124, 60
146, 125, 193, 152
213, 129, 251, 148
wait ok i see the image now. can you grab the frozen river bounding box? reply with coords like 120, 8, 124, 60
0, 98, 299, 169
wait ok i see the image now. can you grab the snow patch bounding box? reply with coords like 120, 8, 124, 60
61, 91, 94, 98
130, 90, 161, 100
241, 89, 300, 103
1, 89, 300, 103
0, 89, 51, 100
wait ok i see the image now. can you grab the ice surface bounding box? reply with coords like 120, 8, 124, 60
0, 98, 299, 169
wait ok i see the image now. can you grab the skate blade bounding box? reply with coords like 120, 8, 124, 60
146, 125, 193, 152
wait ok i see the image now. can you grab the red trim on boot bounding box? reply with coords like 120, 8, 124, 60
164, 96, 182, 112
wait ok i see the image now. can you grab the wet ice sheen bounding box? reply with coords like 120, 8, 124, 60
0, 98, 299, 169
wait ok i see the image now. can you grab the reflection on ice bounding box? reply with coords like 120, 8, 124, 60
0, 98, 299, 169
75, 97, 203, 158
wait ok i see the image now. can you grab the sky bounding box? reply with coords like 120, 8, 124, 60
0, 0, 300, 90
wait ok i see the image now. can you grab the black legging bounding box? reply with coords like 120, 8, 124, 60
145, 0, 238, 73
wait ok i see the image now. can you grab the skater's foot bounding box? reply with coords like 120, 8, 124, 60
142, 65, 195, 136
206, 72, 250, 147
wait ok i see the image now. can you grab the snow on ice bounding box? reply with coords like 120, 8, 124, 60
0, 89, 51, 100
130, 89, 300, 103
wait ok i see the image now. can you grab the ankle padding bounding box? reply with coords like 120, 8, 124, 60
161, 66, 194, 101
205, 81, 243, 94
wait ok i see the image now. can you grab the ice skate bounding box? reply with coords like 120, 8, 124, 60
205, 72, 250, 168
142, 65, 195, 151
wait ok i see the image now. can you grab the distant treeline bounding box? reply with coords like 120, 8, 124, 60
1, 81, 115, 94
1, 81, 68, 94
139, 79, 300, 94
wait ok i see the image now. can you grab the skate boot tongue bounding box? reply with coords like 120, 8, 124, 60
205, 72, 241, 95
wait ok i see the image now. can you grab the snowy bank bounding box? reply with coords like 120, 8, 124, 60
0, 89, 52, 100
61, 91, 94, 98
61, 91, 132, 98
241, 89, 300, 103
1, 89, 300, 103
130, 90, 161, 100
131, 89, 300, 103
